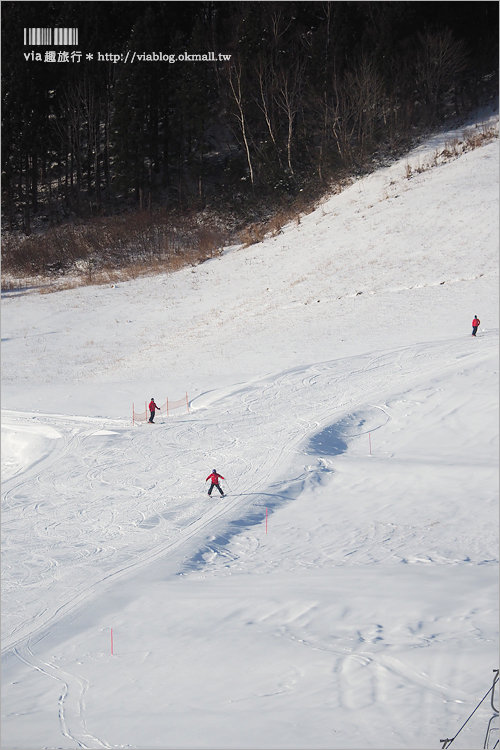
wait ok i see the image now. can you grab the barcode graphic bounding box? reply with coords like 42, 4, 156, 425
24, 28, 79, 46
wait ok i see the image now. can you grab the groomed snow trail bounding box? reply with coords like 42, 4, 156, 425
2, 333, 496, 654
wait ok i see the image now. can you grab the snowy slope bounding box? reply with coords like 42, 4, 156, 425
1, 112, 498, 750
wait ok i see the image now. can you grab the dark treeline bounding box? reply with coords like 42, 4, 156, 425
2, 1, 498, 236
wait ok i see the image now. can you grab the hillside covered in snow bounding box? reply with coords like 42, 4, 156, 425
1, 111, 499, 750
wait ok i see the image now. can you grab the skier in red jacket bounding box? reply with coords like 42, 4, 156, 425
206, 469, 225, 496
472, 316, 480, 337
148, 398, 160, 423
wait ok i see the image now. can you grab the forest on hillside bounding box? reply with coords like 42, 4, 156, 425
1, 1, 498, 278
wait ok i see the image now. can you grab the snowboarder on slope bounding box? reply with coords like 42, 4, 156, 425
148, 398, 160, 423
472, 316, 480, 337
206, 469, 225, 496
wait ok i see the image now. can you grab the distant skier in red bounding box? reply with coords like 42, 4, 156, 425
472, 316, 480, 337
206, 469, 225, 496
148, 398, 160, 423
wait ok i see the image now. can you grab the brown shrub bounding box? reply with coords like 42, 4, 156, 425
1, 209, 230, 287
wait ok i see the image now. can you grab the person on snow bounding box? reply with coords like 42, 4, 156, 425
206, 469, 225, 496
148, 398, 160, 423
472, 316, 480, 337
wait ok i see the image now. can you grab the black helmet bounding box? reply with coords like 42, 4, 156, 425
213, 469, 216, 473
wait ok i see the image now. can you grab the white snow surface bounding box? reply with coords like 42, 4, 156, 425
2, 112, 499, 749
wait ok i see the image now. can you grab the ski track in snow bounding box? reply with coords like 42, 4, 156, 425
13, 640, 112, 749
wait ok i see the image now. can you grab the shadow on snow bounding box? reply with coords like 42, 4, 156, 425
184, 407, 389, 573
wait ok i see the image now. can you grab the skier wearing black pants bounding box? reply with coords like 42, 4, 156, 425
472, 316, 480, 336
148, 398, 160, 423
206, 469, 225, 496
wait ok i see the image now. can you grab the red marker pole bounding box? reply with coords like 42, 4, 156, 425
111, 628, 114, 656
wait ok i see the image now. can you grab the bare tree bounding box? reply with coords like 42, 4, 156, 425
254, 57, 283, 170
78, 76, 102, 211
274, 60, 304, 176
415, 30, 467, 121
330, 68, 357, 164
347, 57, 383, 152
227, 61, 254, 186
329, 57, 384, 165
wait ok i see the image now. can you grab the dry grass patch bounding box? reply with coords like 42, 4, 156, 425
404, 121, 498, 180
1, 209, 229, 293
